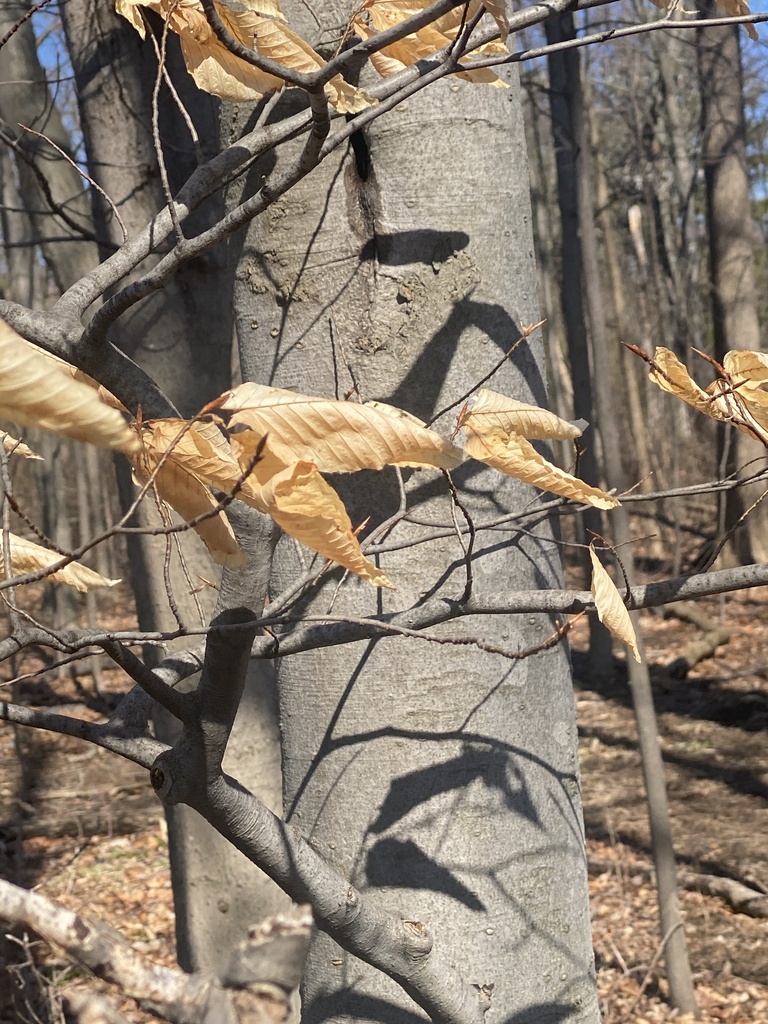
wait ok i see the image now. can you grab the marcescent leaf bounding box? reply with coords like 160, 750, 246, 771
0, 320, 138, 453
589, 545, 641, 662
221, 383, 464, 474
1, 533, 120, 592
462, 425, 618, 509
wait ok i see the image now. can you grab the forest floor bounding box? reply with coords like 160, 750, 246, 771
0, 581, 767, 1023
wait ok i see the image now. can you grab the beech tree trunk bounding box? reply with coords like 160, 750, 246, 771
228, 5, 600, 1021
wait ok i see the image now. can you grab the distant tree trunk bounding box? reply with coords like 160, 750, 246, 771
549, 14, 699, 1016
651, 23, 704, 354
0, 1, 98, 291
546, 15, 614, 681
698, 7, 766, 564
523, 71, 573, 466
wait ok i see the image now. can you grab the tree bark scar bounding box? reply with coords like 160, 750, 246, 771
349, 128, 370, 181
345, 126, 381, 266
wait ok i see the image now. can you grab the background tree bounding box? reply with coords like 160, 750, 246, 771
698, 1, 766, 565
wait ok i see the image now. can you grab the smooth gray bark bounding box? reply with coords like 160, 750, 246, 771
230, 8, 600, 1020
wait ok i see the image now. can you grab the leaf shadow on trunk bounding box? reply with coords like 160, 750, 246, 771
367, 745, 542, 837
305, 991, 427, 1024
386, 297, 547, 425
366, 837, 486, 911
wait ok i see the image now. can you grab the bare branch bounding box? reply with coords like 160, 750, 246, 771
0, 880, 311, 1024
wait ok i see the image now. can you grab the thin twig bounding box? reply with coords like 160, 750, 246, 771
17, 123, 128, 242
0, 0, 54, 52
149, 11, 185, 245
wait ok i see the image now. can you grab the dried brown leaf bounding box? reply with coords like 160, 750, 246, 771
353, 2, 507, 85
117, 0, 374, 108
129, 422, 247, 568
648, 347, 729, 420
589, 545, 641, 662
248, 460, 394, 588
461, 388, 583, 440
221, 383, 464, 474
0, 320, 138, 453
463, 426, 618, 509
1, 432, 43, 461
1, 533, 120, 592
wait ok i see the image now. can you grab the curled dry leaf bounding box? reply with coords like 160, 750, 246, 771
221, 383, 464, 473
142, 410, 396, 585
646, 347, 768, 445
721, 351, 768, 417
129, 422, 247, 569
140, 411, 396, 586
1, 533, 120, 592
717, 0, 758, 38
0, 320, 138, 453
463, 427, 619, 509
247, 461, 394, 588
353, 1, 508, 86
1, 432, 43, 461
463, 388, 583, 441
481, 0, 509, 40
589, 545, 641, 663
646, 347, 725, 419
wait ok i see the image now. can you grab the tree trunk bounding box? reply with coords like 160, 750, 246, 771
57, 0, 288, 972
0, 0, 98, 292
698, 7, 766, 564
546, 14, 614, 683
550, 14, 699, 1017
230, 6, 600, 1021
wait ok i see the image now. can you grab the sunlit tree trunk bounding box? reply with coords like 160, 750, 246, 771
227, 4, 600, 1021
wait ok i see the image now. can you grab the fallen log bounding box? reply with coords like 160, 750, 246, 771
588, 855, 768, 918
662, 601, 730, 679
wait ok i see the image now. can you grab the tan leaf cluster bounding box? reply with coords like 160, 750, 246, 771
589, 545, 641, 663
126, 382, 622, 586
458, 389, 619, 509
352, 0, 509, 86
130, 390, 434, 584
1, 533, 120, 592
0, 319, 138, 453
128, 420, 247, 570
115, 0, 375, 109
647, 347, 768, 446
